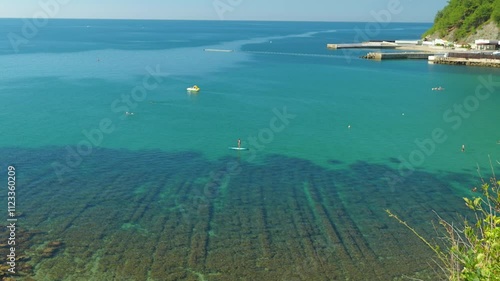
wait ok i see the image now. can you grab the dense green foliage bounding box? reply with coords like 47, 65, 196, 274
424, 0, 500, 40
493, 2, 500, 22
458, 177, 500, 280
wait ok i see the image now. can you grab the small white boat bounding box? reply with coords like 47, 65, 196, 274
187, 85, 200, 92
432, 86, 444, 91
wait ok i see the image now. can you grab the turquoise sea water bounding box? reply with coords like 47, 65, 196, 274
1, 19, 499, 280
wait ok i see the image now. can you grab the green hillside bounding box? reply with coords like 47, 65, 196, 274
424, 0, 500, 40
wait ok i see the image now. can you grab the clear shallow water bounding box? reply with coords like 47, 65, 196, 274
0, 19, 499, 280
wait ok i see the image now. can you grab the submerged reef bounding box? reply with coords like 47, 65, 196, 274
1, 147, 473, 280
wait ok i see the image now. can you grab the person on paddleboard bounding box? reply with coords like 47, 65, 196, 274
238, 139, 241, 148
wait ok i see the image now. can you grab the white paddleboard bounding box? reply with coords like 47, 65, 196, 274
228, 147, 249, 151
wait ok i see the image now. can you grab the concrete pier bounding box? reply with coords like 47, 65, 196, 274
327, 42, 398, 49
428, 56, 500, 67
362, 52, 434, 60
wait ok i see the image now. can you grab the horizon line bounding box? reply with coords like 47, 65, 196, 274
0, 17, 434, 24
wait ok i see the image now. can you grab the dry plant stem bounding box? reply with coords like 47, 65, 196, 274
389, 159, 499, 281
385, 210, 440, 255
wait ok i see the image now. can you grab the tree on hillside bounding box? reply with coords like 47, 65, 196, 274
493, 0, 500, 22
424, 0, 499, 40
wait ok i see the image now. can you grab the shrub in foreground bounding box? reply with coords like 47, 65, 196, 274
388, 164, 499, 280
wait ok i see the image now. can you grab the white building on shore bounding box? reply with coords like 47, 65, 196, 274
474, 39, 499, 50
422, 38, 453, 48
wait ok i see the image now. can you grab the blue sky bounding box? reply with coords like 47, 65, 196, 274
0, 0, 448, 22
